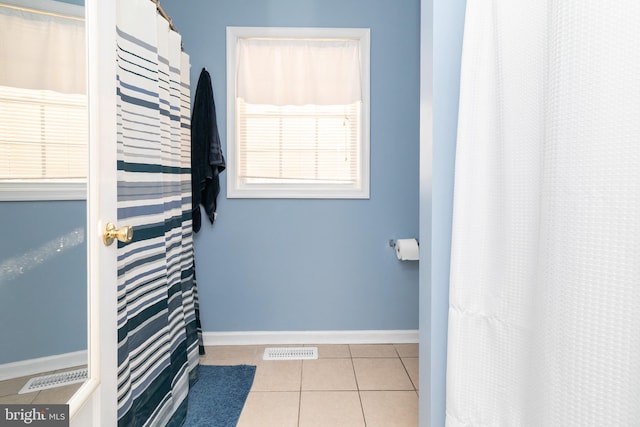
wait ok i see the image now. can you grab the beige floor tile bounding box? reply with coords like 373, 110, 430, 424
251, 360, 302, 392
394, 343, 419, 358
299, 391, 365, 427
204, 345, 257, 360
0, 393, 38, 404
402, 357, 419, 390
31, 383, 82, 404
360, 391, 418, 427
200, 345, 258, 365
200, 355, 256, 366
0, 376, 30, 397
306, 344, 351, 358
237, 391, 299, 427
353, 358, 414, 390
302, 358, 357, 391
349, 344, 398, 358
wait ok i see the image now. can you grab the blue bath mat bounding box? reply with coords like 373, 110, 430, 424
183, 364, 256, 427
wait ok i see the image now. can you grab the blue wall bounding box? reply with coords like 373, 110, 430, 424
162, 0, 421, 332
0, 201, 87, 364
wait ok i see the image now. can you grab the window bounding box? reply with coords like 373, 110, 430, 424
227, 27, 370, 199
0, 1, 87, 201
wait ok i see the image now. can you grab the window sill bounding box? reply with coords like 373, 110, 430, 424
0, 181, 86, 201
227, 183, 370, 199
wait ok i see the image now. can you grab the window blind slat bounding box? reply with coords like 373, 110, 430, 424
0, 86, 87, 180
237, 99, 359, 185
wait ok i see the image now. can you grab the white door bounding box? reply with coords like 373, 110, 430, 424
69, 1, 119, 425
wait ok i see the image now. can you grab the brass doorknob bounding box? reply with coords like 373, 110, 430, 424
103, 222, 133, 246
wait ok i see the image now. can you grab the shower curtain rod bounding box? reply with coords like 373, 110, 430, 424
1, 2, 173, 30
151, 0, 177, 32
0, 3, 83, 21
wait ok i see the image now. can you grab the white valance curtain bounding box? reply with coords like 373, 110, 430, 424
447, 1, 640, 426
236, 38, 362, 106
0, 4, 85, 94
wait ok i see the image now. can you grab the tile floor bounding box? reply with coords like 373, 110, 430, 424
0, 343, 419, 426
201, 343, 419, 427
0, 367, 85, 405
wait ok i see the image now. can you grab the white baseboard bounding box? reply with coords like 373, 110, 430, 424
202, 329, 419, 346
0, 350, 87, 381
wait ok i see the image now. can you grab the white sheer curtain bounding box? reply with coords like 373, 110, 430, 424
446, 1, 640, 426
236, 38, 362, 106
0, 4, 85, 94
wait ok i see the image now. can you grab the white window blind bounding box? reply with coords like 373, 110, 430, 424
238, 100, 360, 186
227, 27, 370, 199
0, 86, 87, 180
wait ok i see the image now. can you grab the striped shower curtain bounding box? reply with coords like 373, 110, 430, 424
115, 0, 201, 425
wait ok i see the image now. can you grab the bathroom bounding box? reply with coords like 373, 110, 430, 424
1, 0, 436, 424
4, 0, 635, 426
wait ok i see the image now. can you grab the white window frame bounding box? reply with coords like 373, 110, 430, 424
0, 181, 86, 201
226, 26, 370, 199
0, 0, 87, 202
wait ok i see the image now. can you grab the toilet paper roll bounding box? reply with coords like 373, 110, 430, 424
395, 238, 419, 261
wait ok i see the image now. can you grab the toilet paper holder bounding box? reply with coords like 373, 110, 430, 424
390, 238, 420, 261
389, 239, 419, 248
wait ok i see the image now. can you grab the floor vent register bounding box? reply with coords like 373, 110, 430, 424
263, 347, 318, 361
19, 368, 88, 394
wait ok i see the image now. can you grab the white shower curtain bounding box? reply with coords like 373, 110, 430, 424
446, 1, 640, 426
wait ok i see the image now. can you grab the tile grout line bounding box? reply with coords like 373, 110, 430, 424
297, 356, 303, 427
399, 357, 418, 392
349, 345, 369, 427
394, 344, 417, 391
